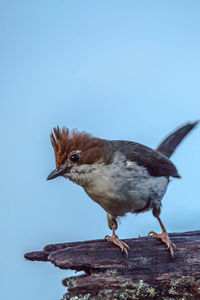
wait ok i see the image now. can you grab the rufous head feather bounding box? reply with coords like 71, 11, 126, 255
50, 127, 105, 167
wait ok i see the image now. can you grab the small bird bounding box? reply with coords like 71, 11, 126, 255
47, 121, 198, 257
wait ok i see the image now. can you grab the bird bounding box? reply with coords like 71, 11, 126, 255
47, 121, 198, 257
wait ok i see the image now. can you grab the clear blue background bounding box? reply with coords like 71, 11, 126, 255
1, 1, 200, 299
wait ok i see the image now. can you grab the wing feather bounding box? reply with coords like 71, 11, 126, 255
111, 141, 181, 178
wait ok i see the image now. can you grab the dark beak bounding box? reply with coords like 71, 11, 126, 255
47, 168, 68, 180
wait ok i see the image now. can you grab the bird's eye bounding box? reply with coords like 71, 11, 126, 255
70, 153, 80, 163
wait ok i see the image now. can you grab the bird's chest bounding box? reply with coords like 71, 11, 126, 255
75, 160, 168, 216
67, 155, 168, 216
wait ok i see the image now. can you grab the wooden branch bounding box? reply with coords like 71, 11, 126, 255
24, 230, 200, 299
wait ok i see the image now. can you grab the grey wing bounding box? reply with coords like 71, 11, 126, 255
113, 141, 181, 178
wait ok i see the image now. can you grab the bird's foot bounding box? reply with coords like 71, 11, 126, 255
148, 230, 176, 258
105, 233, 129, 256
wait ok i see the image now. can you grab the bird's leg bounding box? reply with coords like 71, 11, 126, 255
149, 210, 176, 258
105, 213, 129, 255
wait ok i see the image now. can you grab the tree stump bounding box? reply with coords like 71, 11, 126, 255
24, 230, 200, 299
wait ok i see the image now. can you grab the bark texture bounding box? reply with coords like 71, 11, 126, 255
24, 230, 200, 299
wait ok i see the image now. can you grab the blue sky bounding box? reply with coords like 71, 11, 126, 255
1, 1, 200, 299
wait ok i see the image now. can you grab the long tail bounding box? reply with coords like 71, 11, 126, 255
156, 121, 199, 158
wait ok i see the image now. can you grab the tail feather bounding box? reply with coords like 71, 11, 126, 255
156, 121, 199, 158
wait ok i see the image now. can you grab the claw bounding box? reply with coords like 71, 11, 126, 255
148, 230, 176, 258
105, 234, 129, 256
148, 231, 155, 237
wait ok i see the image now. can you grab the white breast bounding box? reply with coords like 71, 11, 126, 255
65, 152, 168, 217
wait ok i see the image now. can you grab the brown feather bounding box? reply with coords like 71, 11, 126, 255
50, 127, 104, 167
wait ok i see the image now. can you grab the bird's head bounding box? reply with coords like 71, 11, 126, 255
47, 127, 110, 182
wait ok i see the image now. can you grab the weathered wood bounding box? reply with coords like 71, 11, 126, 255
24, 230, 200, 299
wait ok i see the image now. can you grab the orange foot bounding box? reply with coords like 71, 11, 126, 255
149, 230, 176, 258
105, 233, 129, 256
